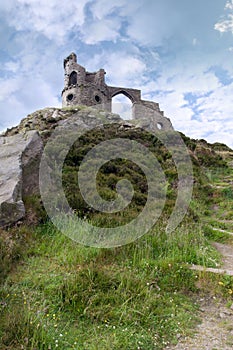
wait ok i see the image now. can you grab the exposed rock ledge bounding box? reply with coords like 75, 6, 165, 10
0, 106, 124, 227
0, 131, 43, 227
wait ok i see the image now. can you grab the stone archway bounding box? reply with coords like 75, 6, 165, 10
109, 87, 141, 104
111, 90, 135, 103
111, 92, 133, 120
108, 87, 141, 118
69, 71, 77, 86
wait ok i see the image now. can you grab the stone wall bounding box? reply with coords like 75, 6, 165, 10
61, 53, 174, 131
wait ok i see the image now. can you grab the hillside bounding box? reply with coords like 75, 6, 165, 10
0, 106, 233, 349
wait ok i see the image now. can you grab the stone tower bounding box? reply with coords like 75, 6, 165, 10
61, 53, 174, 131
62, 52, 111, 110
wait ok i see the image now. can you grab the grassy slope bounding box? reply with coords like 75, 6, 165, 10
0, 128, 233, 350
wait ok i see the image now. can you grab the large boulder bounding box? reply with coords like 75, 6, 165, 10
1, 107, 123, 227
0, 131, 43, 227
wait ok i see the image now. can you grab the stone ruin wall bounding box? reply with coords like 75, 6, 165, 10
62, 53, 173, 131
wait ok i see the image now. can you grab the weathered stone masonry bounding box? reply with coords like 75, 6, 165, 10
62, 53, 173, 131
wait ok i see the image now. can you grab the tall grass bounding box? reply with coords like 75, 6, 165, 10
0, 219, 221, 350
1, 132, 232, 349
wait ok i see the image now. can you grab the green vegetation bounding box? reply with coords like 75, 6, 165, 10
203, 225, 231, 243
0, 126, 233, 349
0, 222, 218, 350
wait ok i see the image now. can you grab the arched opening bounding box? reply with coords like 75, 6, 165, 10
69, 71, 77, 86
157, 122, 163, 130
111, 93, 133, 120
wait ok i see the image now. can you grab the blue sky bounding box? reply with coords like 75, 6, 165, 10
0, 0, 233, 147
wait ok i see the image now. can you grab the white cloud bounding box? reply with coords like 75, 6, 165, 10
4, 61, 20, 73
4, 0, 88, 44
106, 55, 146, 86
196, 82, 233, 122
169, 82, 233, 147
85, 0, 181, 47
112, 94, 132, 120
141, 61, 233, 148
215, 0, 233, 34
90, 0, 126, 19
0, 75, 60, 132
86, 52, 146, 87
125, 1, 181, 46
143, 62, 221, 105
81, 0, 144, 45
81, 18, 121, 44
225, 0, 233, 10
2, 0, 141, 46
215, 14, 233, 33
206, 131, 233, 147
89, 0, 142, 20
0, 77, 20, 101
164, 71, 220, 95
0, 47, 62, 132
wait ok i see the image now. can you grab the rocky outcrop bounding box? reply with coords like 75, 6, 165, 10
0, 105, 175, 228
0, 107, 123, 227
4, 106, 122, 139
0, 131, 43, 227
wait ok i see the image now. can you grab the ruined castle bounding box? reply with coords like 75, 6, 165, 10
62, 53, 173, 131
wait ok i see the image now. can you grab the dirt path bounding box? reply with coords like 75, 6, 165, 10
165, 297, 233, 350
166, 240, 233, 350
166, 153, 233, 350
212, 242, 233, 271
166, 240, 233, 349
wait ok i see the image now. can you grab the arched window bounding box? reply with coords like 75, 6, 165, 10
69, 71, 77, 85
112, 93, 133, 120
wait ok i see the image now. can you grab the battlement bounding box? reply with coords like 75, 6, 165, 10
61, 53, 173, 131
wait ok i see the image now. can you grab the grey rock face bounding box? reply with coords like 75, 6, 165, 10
1, 108, 121, 227
4, 107, 122, 138
0, 131, 43, 227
